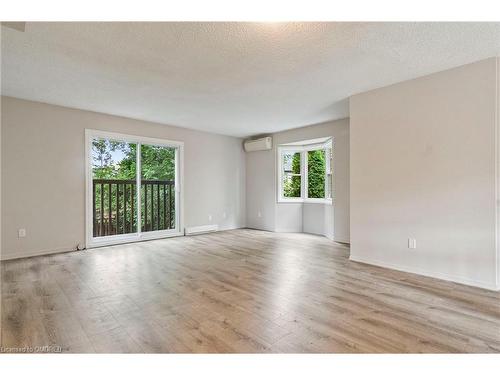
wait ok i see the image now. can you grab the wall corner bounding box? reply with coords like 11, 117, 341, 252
495, 56, 500, 288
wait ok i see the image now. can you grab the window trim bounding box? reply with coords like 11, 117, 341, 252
277, 139, 333, 204
85, 129, 185, 248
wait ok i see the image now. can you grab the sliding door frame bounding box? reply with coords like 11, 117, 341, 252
85, 129, 184, 248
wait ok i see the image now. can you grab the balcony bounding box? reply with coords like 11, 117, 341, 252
92, 179, 175, 237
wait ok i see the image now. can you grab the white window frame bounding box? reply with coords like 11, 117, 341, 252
85, 129, 184, 248
324, 139, 333, 200
277, 146, 305, 203
277, 138, 333, 204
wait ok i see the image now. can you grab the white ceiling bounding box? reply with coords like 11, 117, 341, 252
2, 22, 500, 138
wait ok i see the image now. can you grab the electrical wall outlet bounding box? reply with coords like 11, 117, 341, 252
257, 211, 262, 218
18, 228, 26, 238
208, 215, 212, 222
408, 238, 417, 249
222, 212, 227, 219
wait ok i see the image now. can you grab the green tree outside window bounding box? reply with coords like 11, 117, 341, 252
307, 149, 325, 198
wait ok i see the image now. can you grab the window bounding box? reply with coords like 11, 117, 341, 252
282, 151, 301, 198
86, 130, 184, 248
307, 149, 326, 199
278, 138, 332, 203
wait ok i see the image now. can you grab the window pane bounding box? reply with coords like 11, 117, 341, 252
141, 144, 176, 232
307, 149, 325, 198
282, 151, 301, 198
92, 138, 137, 237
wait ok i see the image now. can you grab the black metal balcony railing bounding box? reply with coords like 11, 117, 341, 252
93, 179, 175, 237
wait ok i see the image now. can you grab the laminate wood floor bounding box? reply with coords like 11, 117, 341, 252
1, 229, 499, 353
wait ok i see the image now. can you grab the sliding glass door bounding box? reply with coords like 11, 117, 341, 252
86, 130, 183, 248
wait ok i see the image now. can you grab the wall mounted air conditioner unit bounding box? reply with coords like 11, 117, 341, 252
243, 137, 272, 152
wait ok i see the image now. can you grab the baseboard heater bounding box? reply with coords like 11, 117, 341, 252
184, 225, 219, 236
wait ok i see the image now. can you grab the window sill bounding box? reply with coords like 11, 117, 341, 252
277, 198, 303, 204
277, 198, 333, 205
304, 198, 333, 205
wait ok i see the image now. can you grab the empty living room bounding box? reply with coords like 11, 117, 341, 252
1, 1, 500, 373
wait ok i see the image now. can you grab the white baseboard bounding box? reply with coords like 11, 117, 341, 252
1, 245, 76, 261
325, 233, 335, 241
185, 224, 219, 236
349, 254, 500, 291
333, 237, 350, 244
2, 226, 246, 260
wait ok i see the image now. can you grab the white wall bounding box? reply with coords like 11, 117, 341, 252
350, 57, 499, 290
275, 204, 303, 233
303, 203, 324, 236
497, 58, 500, 289
0, 95, 2, 258
245, 149, 277, 231
246, 118, 350, 242
1, 97, 246, 260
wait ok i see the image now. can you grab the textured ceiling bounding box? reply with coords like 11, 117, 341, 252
2, 22, 500, 137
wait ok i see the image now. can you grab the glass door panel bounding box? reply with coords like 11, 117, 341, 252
91, 138, 137, 237
140, 144, 176, 232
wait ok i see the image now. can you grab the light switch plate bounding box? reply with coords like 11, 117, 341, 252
408, 238, 416, 249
